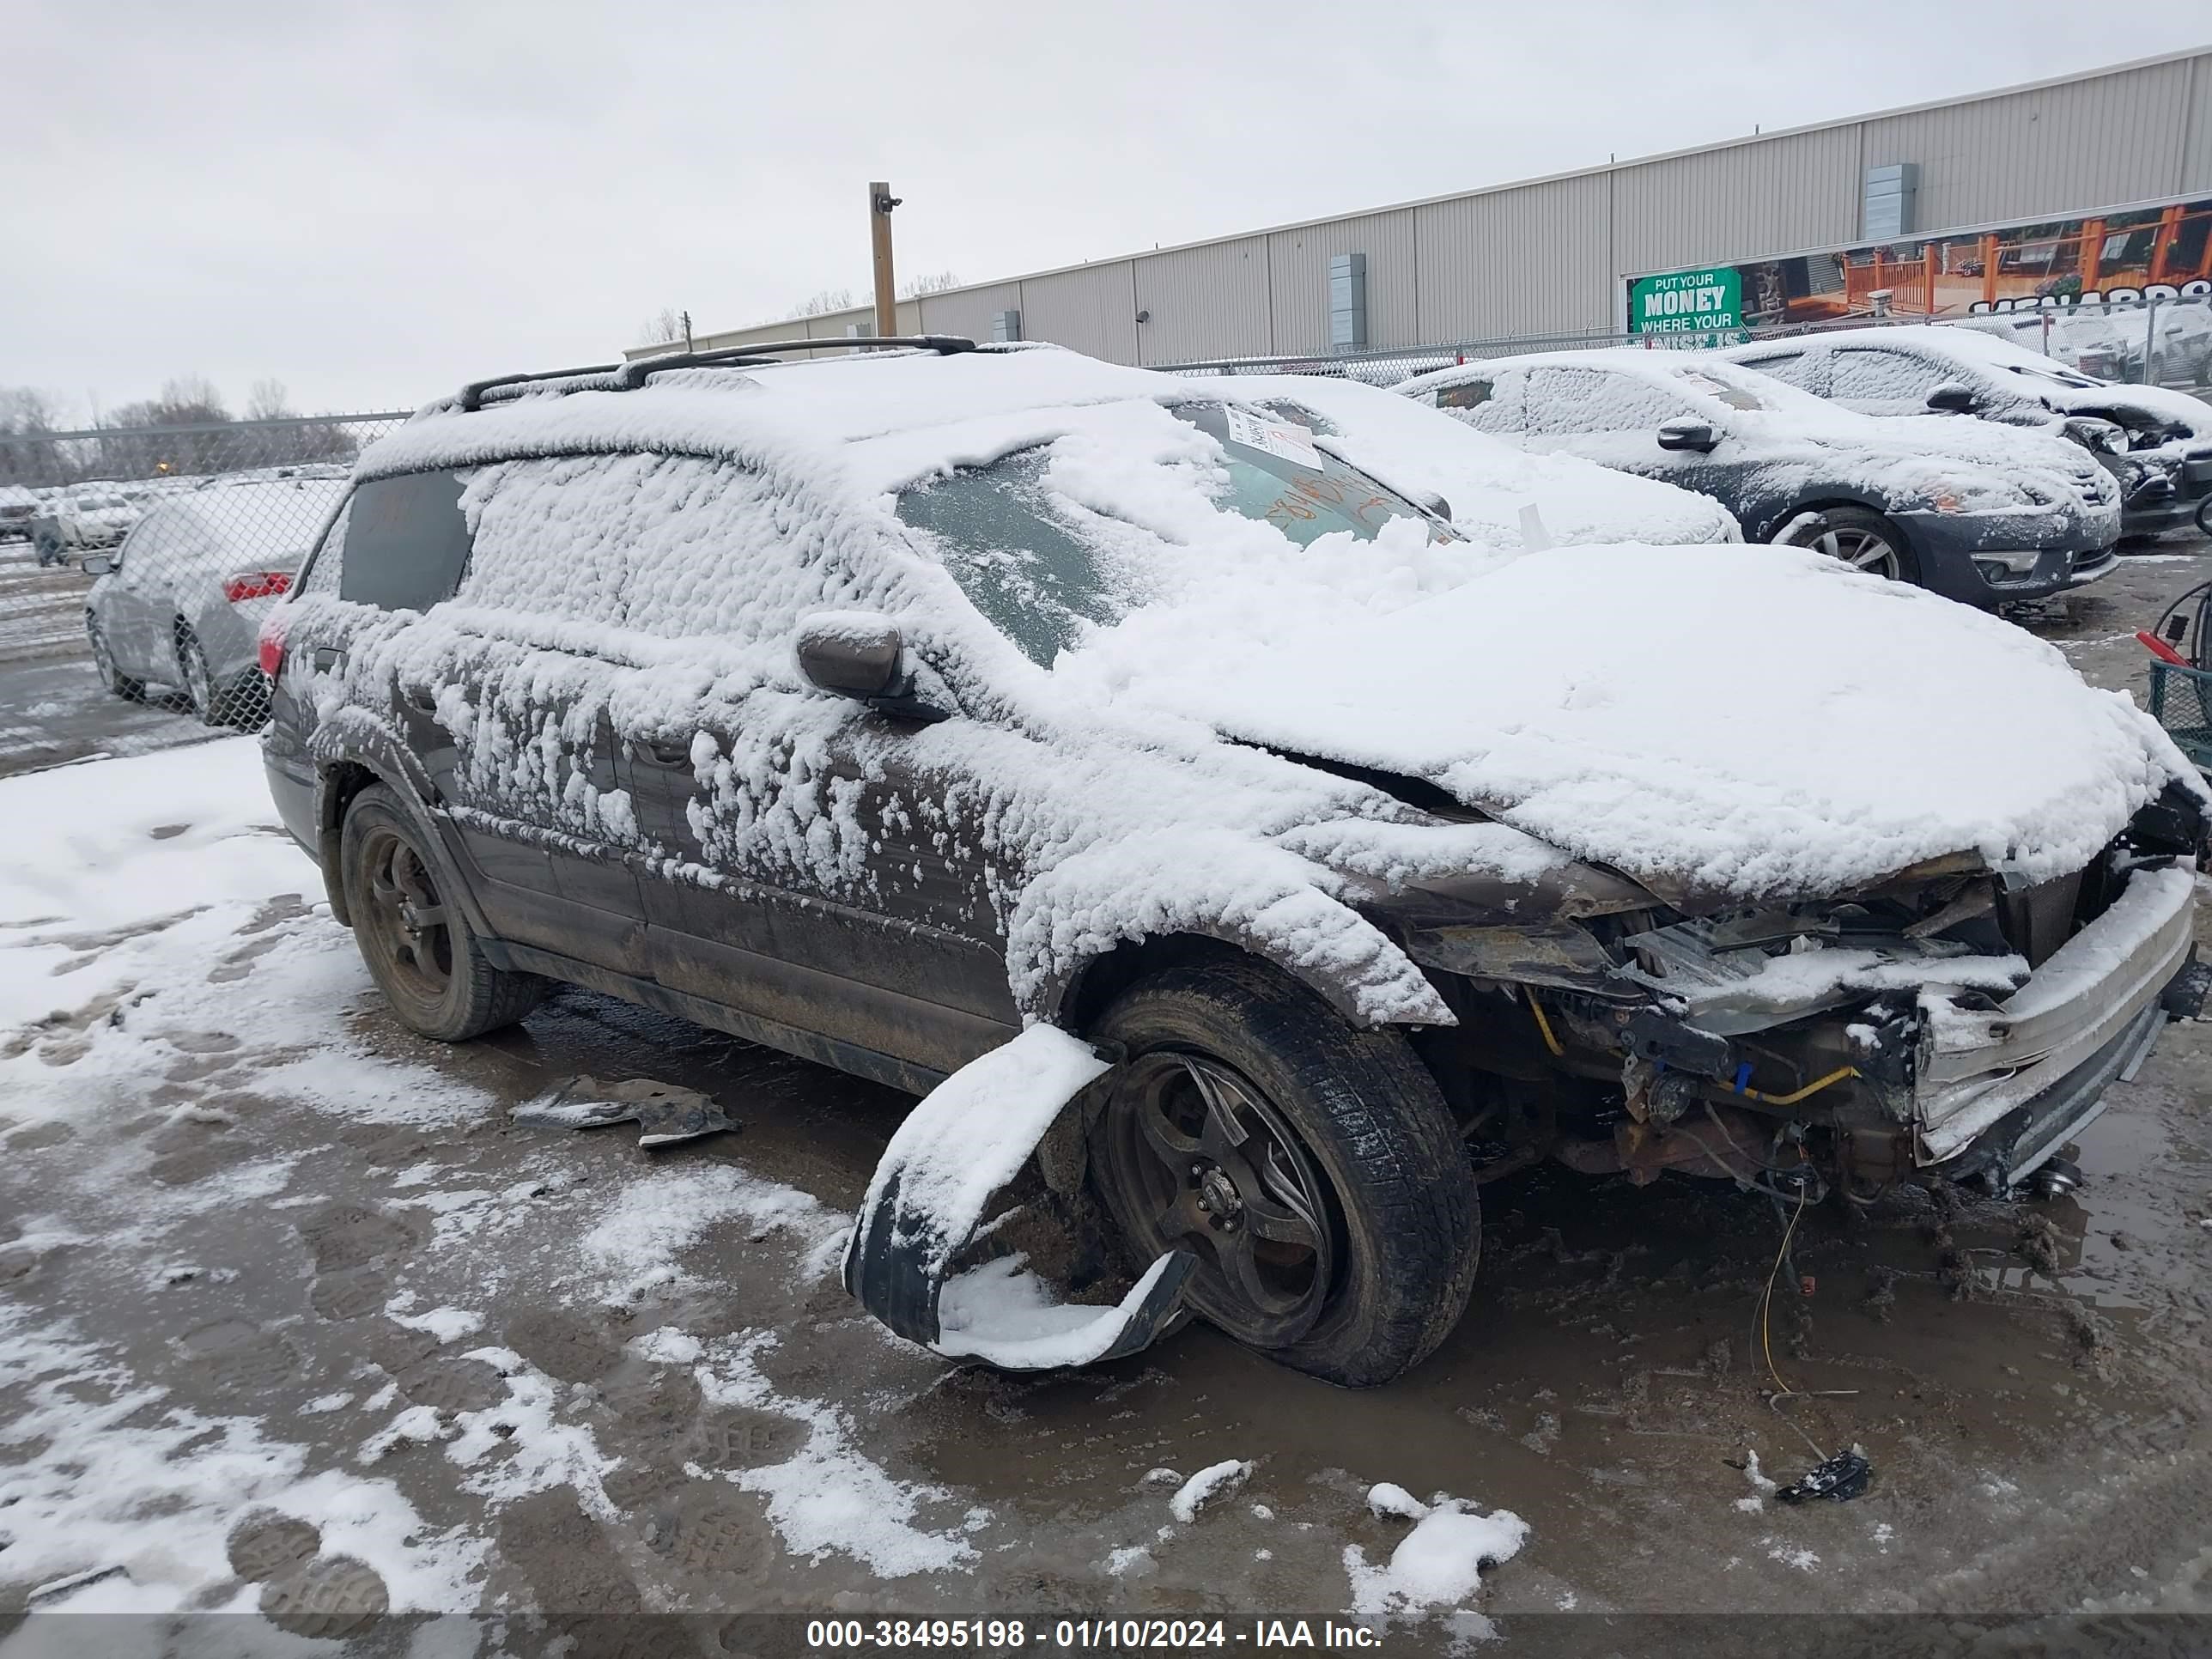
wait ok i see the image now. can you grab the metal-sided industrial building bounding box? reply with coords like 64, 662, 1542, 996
653, 46, 2212, 367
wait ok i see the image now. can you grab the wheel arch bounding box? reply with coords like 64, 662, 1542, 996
1753, 491, 1901, 546
1045, 927, 1448, 1038
311, 730, 491, 945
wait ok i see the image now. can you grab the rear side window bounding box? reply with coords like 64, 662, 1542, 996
1436, 380, 1492, 410
338, 471, 472, 611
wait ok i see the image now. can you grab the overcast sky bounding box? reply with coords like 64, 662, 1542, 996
7, 3, 2207, 421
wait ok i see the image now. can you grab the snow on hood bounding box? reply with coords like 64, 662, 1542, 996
1055, 541, 2198, 900
1206, 374, 1741, 550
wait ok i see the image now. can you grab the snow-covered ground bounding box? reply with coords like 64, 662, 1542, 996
4, 536, 2212, 1638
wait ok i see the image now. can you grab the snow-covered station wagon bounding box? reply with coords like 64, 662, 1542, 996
260, 338, 2209, 1385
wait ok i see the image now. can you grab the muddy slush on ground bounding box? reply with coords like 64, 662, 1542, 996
1, 541, 2209, 1656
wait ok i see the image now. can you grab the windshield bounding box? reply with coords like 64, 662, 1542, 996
1169, 403, 1437, 545
896, 401, 1449, 666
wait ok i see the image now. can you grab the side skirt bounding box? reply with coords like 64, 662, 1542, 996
488, 939, 949, 1099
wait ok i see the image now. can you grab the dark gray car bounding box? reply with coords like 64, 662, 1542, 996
260, 339, 2205, 1385
1396, 349, 2123, 605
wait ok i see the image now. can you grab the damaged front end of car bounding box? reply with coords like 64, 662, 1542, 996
1383, 781, 2209, 1201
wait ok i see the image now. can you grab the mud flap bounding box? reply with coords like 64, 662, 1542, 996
842, 1024, 1197, 1370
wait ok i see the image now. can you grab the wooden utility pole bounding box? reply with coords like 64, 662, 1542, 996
870, 180, 901, 340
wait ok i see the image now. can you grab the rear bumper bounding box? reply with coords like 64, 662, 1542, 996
1913, 864, 2197, 1178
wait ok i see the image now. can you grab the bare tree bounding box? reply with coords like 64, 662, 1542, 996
0, 386, 68, 487
247, 378, 295, 422
899, 270, 961, 300
793, 287, 858, 317
641, 307, 692, 346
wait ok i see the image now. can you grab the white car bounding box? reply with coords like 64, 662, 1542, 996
1722, 325, 2212, 537
29, 489, 140, 566
1212, 373, 1741, 550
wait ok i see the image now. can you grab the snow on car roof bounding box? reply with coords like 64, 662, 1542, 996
368, 346, 1226, 495
151, 477, 346, 557
1211, 374, 1739, 551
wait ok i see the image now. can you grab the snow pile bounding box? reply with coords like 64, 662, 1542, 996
1168, 1459, 1254, 1522
1222, 372, 1741, 550
1345, 1484, 1530, 1623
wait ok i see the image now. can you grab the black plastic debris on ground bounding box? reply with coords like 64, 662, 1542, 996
510, 1076, 738, 1149
1778, 1449, 1873, 1504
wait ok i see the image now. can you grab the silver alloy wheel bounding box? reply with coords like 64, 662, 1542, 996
178, 633, 213, 717
88, 621, 118, 690
1796, 523, 1901, 580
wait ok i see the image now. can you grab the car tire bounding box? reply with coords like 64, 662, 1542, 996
1085, 955, 1480, 1387
87, 615, 146, 702
340, 784, 547, 1042
1780, 506, 1921, 585
173, 627, 224, 727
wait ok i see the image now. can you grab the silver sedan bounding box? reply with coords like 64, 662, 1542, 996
84, 477, 344, 728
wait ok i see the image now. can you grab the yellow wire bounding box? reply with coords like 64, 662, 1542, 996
1740, 1066, 1860, 1108
1526, 990, 1565, 1056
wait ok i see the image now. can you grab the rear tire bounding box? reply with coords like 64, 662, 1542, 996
1780, 505, 1921, 585
340, 784, 545, 1042
88, 615, 145, 702
1086, 956, 1480, 1387
174, 626, 230, 728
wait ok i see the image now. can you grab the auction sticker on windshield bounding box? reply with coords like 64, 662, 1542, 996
1224, 406, 1326, 470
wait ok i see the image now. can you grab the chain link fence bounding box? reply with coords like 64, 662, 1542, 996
0, 413, 405, 730
1156, 295, 2212, 392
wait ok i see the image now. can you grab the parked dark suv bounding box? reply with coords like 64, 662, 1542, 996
263, 338, 2204, 1385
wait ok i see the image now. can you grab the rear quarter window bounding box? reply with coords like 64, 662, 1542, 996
337, 471, 473, 611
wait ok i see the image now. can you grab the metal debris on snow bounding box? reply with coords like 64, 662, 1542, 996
510, 1075, 738, 1149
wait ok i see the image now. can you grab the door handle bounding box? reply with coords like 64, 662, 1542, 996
634, 738, 693, 768
311, 647, 343, 672
401, 685, 436, 714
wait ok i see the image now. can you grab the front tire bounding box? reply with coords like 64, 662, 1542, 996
1780, 506, 1921, 585
1086, 956, 1480, 1387
340, 784, 545, 1042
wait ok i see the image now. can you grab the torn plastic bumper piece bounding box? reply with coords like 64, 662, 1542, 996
845, 1172, 1196, 1368
841, 1026, 1197, 1370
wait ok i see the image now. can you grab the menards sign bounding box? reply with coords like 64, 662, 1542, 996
1628, 266, 1743, 335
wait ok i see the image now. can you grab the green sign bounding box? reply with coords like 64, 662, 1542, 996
1629, 266, 1743, 336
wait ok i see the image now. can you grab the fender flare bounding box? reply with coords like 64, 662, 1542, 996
308, 710, 495, 943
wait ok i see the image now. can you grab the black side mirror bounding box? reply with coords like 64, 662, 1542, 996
82, 554, 114, 576
794, 612, 948, 724
1925, 383, 1977, 415
1415, 489, 1453, 522
1656, 419, 1717, 453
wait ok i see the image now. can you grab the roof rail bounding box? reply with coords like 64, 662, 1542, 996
454, 336, 981, 412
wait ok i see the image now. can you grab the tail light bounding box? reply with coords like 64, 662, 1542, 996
222, 569, 293, 604
257, 611, 288, 679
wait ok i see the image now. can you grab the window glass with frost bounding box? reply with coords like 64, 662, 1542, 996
1525, 367, 1689, 434
1827, 348, 1942, 408
296, 498, 351, 597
